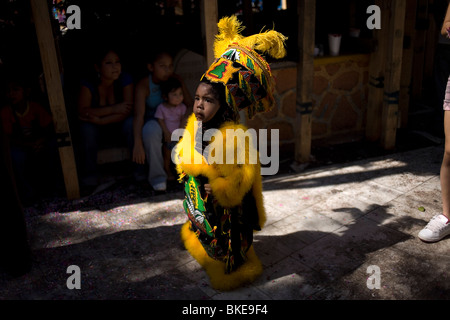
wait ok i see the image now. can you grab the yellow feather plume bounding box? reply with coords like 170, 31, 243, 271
240, 30, 288, 59
213, 15, 287, 60
214, 16, 243, 58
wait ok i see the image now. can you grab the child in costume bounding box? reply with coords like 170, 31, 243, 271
175, 16, 286, 290
155, 76, 187, 181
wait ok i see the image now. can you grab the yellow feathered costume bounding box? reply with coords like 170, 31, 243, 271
176, 113, 266, 290
176, 16, 286, 291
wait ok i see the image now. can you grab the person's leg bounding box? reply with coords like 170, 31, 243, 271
163, 144, 175, 181
432, 45, 450, 136
142, 119, 167, 190
79, 121, 100, 187
122, 115, 134, 148
122, 115, 147, 181
419, 89, 450, 242
441, 111, 450, 219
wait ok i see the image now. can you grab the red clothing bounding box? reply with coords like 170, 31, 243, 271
1, 102, 52, 137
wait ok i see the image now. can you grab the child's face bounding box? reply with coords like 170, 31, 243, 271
6, 84, 25, 105
148, 53, 173, 83
194, 82, 221, 123
167, 87, 183, 106
98, 51, 121, 81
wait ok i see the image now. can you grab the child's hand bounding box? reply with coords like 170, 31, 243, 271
79, 112, 102, 124
79, 112, 98, 122
204, 183, 212, 195
113, 103, 132, 115
132, 143, 146, 164
78, 112, 91, 121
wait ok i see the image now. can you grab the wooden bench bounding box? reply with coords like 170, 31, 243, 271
97, 147, 130, 165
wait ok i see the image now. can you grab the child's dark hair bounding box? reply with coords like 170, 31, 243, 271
93, 45, 121, 67
161, 77, 182, 99
200, 78, 238, 123
201, 78, 227, 107
146, 48, 172, 64
4, 73, 31, 102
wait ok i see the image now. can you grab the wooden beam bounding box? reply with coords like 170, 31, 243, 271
242, 0, 254, 35
411, 0, 429, 99
381, 0, 406, 150
30, 0, 80, 199
200, 0, 218, 66
399, 0, 417, 128
423, 0, 437, 84
295, 0, 315, 163
366, 0, 389, 142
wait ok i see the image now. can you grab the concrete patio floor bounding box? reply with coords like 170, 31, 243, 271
1, 144, 449, 303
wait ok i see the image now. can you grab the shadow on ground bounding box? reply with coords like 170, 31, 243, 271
4, 199, 448, 300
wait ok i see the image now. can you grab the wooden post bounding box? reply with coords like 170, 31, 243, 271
399, 0, 417, 128
30, 0, 80, 199
366, 0, 389, 142
381, 0, 406, 150
423, 1, 437, 84
294, 0, 315, 163
411, 0, 429, 99
200, 0, 218, 66
242, 0, 254, 35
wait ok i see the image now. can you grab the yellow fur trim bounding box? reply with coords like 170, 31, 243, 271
175, 113, 267, 228
176, 114, 256, 205
180, 222, 263, 291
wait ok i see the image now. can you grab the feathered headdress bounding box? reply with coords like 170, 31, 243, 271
201, 16, 287, 120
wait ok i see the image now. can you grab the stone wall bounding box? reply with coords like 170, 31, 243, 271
246, 54, 370, 159
311, 54, 369, 146
246, 61, 298, 158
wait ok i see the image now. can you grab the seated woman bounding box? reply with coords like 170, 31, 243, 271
132, 49, 192, 192
77, 46, 134, 192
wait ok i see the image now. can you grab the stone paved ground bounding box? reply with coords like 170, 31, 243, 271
1, 145, 449, 302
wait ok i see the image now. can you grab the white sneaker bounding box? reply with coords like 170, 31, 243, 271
153, 181, 166, 192
418, 214, 450, 242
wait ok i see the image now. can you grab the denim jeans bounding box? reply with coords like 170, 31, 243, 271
78, 116, 133, 186
141, 118, 167, 188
